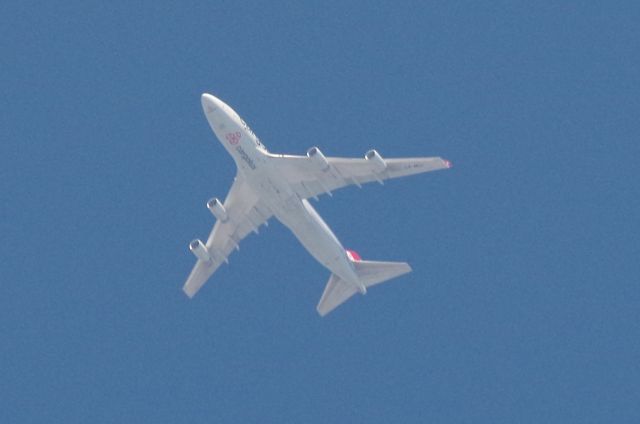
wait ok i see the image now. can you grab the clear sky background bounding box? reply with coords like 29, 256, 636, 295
2, 1, 639, 422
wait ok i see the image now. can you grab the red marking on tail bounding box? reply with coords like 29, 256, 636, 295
346, 250, 362, 262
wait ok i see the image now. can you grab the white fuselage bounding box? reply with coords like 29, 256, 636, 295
201, 94, 365, 292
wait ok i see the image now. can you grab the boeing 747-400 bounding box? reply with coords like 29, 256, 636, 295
183, 93, 451, 316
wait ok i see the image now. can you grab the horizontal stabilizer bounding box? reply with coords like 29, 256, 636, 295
317, 274, 359, 317
352, 259, 412, 287
316, 259, 411, 316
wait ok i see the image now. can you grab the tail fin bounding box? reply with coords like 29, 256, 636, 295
316, 254, 411, 316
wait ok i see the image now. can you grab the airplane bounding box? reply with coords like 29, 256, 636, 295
183, 93, 452, 316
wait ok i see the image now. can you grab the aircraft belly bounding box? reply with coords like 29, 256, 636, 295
276, 199, 356, 283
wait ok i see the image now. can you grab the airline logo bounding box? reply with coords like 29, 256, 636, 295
225, 132, 242, 145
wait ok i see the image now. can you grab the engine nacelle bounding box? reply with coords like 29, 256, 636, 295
307, 146, 330, 171
189, 239, 212, 262
207, 198, 228, 222
365, 149, 387, 173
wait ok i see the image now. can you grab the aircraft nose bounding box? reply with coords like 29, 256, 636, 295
201, 93, 223, 114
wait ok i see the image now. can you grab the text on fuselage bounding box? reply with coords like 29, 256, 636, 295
236, 146, 256, 170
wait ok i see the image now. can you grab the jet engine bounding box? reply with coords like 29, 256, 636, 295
307, 146, 330, 171
189, 239, 212, 262
365, 149, 387, 173
207, 198, 228, 222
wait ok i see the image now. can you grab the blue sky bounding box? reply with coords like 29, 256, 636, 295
2, 1, 639, 422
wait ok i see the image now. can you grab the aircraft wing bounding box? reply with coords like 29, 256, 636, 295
183, 173, 272, 297
271, 152, 451, 199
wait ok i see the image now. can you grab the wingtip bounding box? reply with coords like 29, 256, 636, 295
183, 286, 196, 298
443, 159, 452, 169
